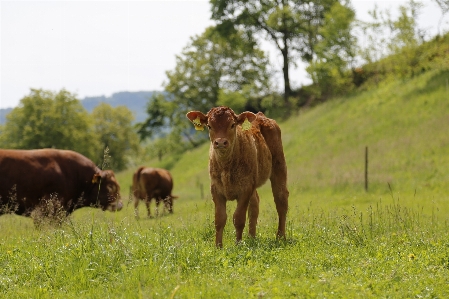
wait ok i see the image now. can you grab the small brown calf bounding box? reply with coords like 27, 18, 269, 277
132, 167, 177, 218
186, 106, 289, 247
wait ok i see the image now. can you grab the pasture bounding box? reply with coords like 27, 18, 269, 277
1, 69, 449, 298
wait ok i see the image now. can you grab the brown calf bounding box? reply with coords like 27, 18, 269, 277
132, 166, 176, 218
186, 106, 289, 247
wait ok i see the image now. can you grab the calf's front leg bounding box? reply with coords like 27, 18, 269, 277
248, 191, 260, 237
213, 194, 227, 248
233, 193, 252, 243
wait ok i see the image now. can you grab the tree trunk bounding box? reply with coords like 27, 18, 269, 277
281, 0, 291, 105
282, 45, 291, 105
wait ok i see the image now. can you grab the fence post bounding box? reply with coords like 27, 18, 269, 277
365, 146, 369, 192
446, 78, 449, 98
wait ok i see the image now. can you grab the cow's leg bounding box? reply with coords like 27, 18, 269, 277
133, 196, 140, 218
145, 198, 152, 218
270, 170, 289, 239
233, 194, 251, 243
165, 196, 173, 214
155, 198, 160, 217
248, 190, 260, 238
212, 193, 227, 248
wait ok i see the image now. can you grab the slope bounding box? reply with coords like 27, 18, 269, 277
117, 68, 449, 215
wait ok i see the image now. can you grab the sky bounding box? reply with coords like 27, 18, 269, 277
1, 0, 447, 109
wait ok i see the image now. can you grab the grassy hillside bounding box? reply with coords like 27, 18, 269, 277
2, 68, 449, 298
118, 68, 449, 213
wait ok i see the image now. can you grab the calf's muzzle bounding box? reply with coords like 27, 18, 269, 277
213, 138, 229, 149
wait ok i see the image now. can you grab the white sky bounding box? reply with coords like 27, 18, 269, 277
1, 0, 447, 109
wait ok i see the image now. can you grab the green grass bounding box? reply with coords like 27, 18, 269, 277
1, 198, 448, 298
2, 68, 449, 298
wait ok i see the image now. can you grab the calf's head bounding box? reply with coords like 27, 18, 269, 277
186, 106, 256, 153
91, 170, 123, 212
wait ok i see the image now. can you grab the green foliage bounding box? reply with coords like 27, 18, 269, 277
210, 0, 345, 100
137, 26, 271, 159
0, 89, 97, 159
91, 103, 139, 170
307, 1, 357, 98
356, 0, 429, 87
357, 32, 449, 90
163, 25, 270, 116
386, 0, 425, 78
136, 93, 172, 140
0, 89, 139, 171
217, 89, 247, 113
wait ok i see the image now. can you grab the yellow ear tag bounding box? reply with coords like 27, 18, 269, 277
242, 117, 251, 131
193, 116, 204, 131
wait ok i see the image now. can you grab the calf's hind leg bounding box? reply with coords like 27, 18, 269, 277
270, 173, 289, 239
248, 191, 260, 237
259, 119, 289, 239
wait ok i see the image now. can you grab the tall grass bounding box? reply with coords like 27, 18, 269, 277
1, 196, 448, 298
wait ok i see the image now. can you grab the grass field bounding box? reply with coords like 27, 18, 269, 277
1, 69, 449, 298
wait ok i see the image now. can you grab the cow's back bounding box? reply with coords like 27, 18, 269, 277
249, 117, 273, 188
254, 112, 287, 177
132, 166, 146, 199
139, 168, 173, 198
0, 149, 96, 215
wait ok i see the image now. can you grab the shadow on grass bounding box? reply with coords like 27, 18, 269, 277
413, 69, 449, 96
237, 235, 298, 250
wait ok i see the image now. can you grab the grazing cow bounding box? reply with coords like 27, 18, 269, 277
0, 149, 123, 217
186, 106, 289, 247
132, 166, 177, 218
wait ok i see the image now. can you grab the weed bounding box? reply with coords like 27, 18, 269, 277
0, 184, 19, 214
31, 193, 69, 228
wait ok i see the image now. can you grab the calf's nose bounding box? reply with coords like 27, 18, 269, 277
213, 138, 229, 149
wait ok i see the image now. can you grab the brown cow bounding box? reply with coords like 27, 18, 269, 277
186, 106, 289, 247
0, 149, 122, 217
132, 166, 177, 218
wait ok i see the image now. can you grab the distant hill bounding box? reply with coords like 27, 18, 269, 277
0, 91, 155, 125
81, 91, 155, 123
0, 108, 13, 125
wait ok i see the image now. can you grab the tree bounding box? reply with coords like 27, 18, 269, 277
357, 0, 425, 81
0, 89, 97, 159
137, 92, 173, 140
387, 0, 424, 77
306, 1, 356, 97
91, 103, 139, 171
138, 26, 271, 147
210, 0, 340, 103
433, 0, 449, 35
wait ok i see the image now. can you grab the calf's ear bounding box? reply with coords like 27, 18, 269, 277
186, 111, 208, 131
236, 112, 257, 130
